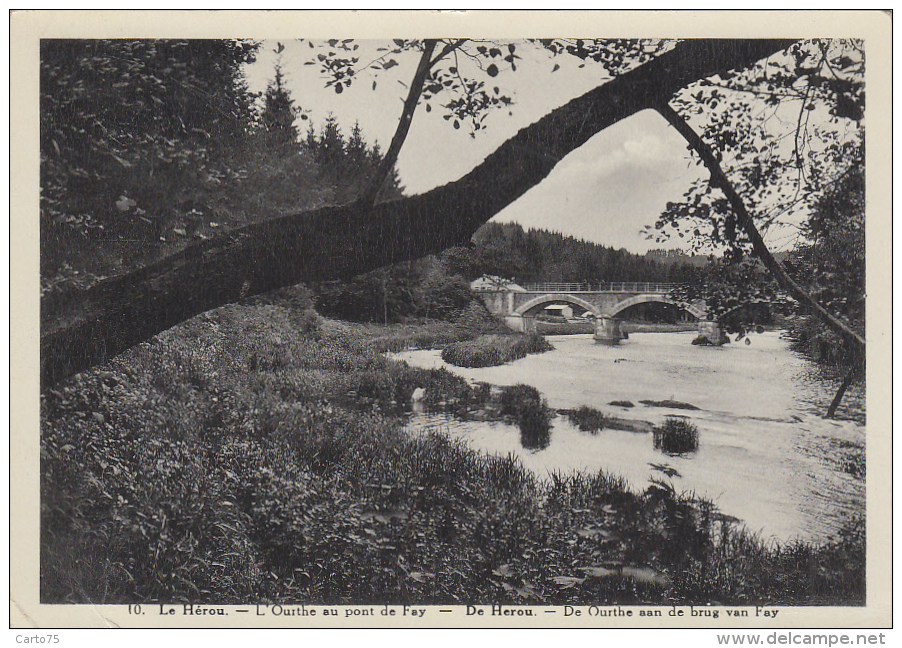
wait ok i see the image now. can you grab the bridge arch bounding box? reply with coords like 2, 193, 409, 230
604, 294, 707, 320
514, 294, 602, 318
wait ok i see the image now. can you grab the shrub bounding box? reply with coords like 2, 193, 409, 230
441, 332, 553, 368
500, 384, 553, 450
653, 417, 700, 455
566, 405, 612, 433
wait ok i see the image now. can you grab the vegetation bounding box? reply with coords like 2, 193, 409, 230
40, 39, 402, 297
441, 332, 553, 368
565, 405, 613, 434
41, 290, 864, 605
653, 417, 700, 455
498, 384, 555, 450
443, 222, 703, 285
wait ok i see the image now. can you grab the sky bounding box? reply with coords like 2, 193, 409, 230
243, 39, 708, 253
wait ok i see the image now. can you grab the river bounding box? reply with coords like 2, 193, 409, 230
390, 331, 865, 544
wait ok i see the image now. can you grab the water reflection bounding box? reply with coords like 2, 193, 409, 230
518, 415, 551, 451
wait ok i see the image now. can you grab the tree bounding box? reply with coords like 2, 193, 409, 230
41, 39, 796, 388
259, 60, 302, 150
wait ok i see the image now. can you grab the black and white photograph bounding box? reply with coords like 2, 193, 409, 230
11, 9, 892, 631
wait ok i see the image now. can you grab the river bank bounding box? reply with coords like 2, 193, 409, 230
41, 295, 864, 605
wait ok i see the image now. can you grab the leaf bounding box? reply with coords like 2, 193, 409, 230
334, 84, 343, 94
453, 120, 460, 129
382, 59, 398, 70
552, 576, 585, 589
425, 103, 431, 112
486, 64, 499, 77
552, 63, 560, 73
91, 412, 105, 424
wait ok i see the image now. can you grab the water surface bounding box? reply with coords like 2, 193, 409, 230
392, 332, 865, 543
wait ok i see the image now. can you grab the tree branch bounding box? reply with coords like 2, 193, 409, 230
358, 39, 437, 208
42, 39, 796, 388
655, 101, 866, 353
430, 39, 467, 69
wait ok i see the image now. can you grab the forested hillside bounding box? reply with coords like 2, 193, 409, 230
450, 222, 704, 284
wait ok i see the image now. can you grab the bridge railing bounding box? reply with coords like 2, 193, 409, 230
522, 282, 675, 294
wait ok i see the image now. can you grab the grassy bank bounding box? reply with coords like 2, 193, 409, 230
441, 332, 553, 368
41, 289, 864, 605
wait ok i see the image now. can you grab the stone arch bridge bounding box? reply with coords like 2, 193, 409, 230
474, 281, 723, 345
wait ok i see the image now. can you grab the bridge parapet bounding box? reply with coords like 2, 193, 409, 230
522, 282, 675, 294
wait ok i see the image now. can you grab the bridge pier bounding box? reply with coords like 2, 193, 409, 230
594, 317, 624, 345
697, 320, 726, 346
502, 315, 537, 333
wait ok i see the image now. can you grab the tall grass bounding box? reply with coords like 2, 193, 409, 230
40, 288, 864, 605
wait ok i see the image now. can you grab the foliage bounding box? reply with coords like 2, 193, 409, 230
313, 255, 476, 324
650, 39, 863, 257
260, 61, 303, 151
441, 333, 553, 369
443, 222, 703, 285
499, 384, 554, 451
783, 154, 864, 367
40, 39, 260, 286
566, 405, 613, 434
653, 417, 700, 456
40, 39, 405, 295
669, 258, 793, 336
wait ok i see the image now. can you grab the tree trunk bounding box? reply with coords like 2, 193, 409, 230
41, 39, 795, 389
826, 363, 861, 419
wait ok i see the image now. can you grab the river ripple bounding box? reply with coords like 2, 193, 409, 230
391, 332, 865, 544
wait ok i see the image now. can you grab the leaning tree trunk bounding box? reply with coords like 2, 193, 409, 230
41, 39, 794, 389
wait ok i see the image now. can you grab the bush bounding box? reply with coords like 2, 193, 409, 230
441, 332, 553, 368
500, 384, 553, 450
653, 417, 700, 455
566, 405, 612, 433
